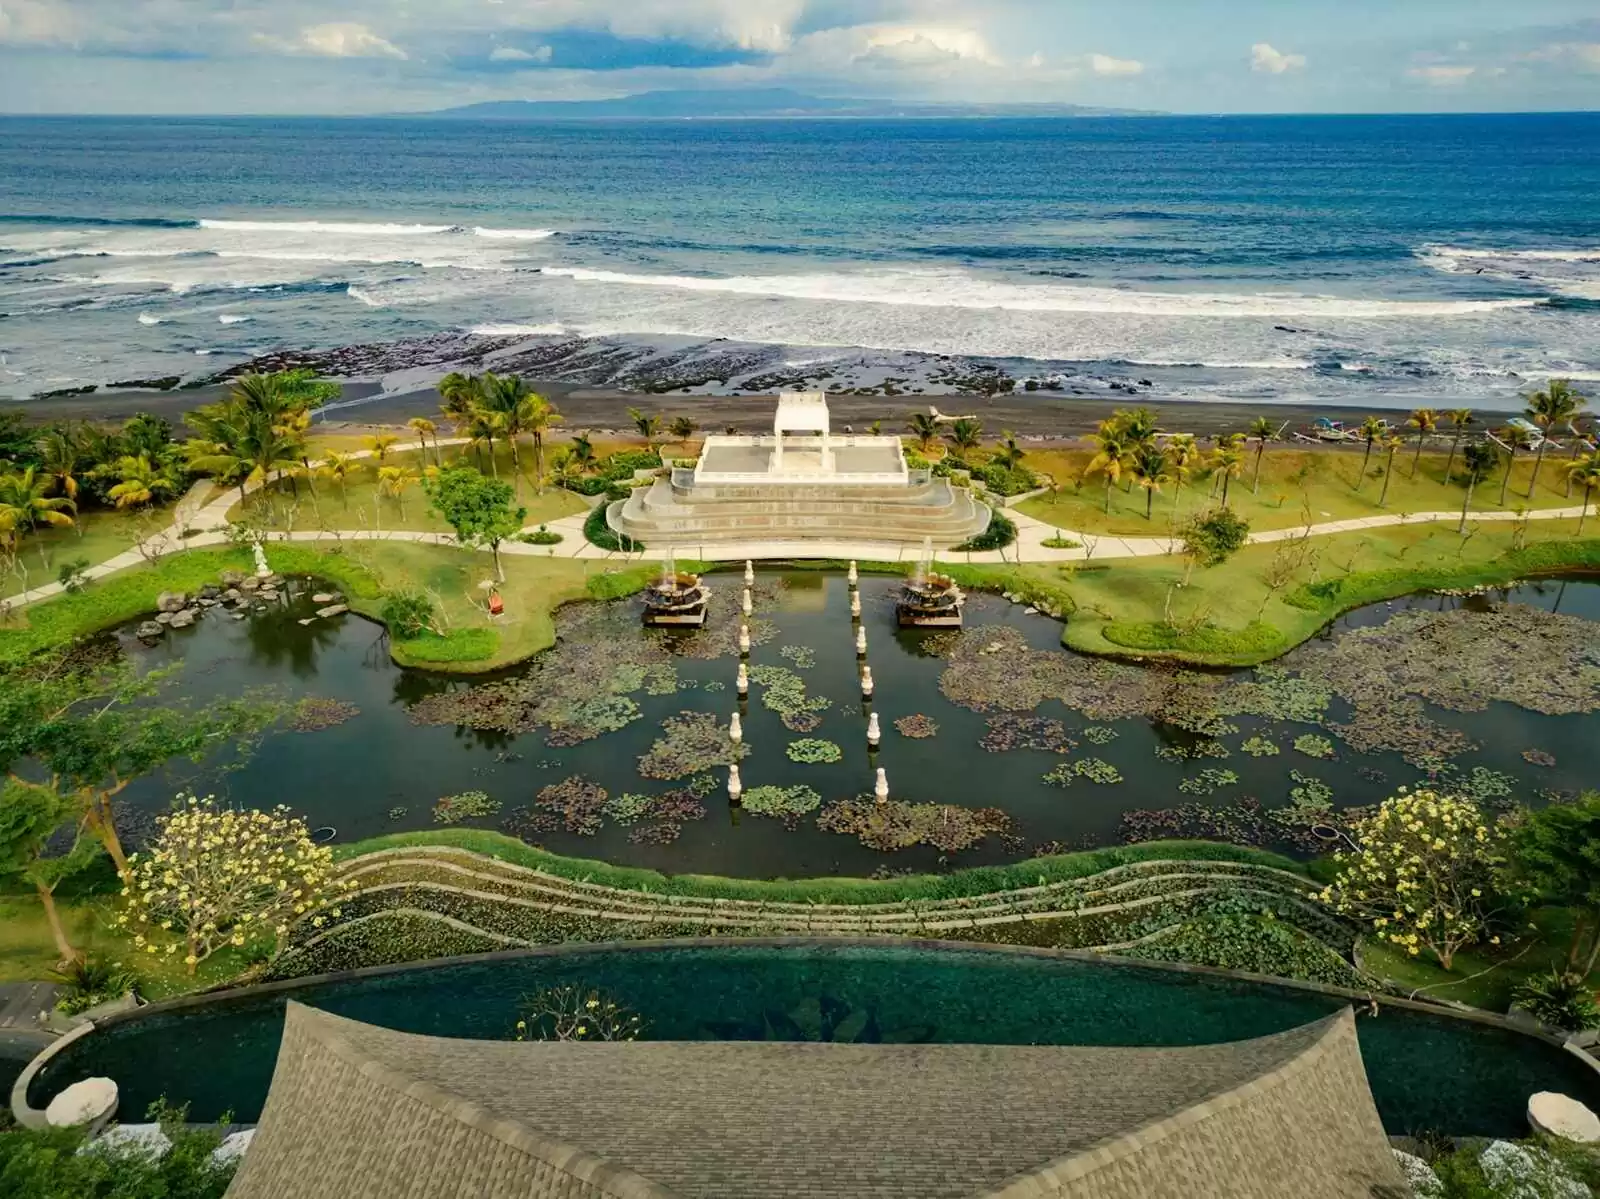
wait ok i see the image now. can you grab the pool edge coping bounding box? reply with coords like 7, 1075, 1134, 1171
14, 936, 1600, 1127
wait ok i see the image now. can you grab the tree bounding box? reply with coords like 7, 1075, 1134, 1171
1442, 408, 1474, 484
34, 428, 83, 505
569, 432, 597, 469
185, 401, 304, 508
1179, 507, 1251, 583
0, 780, 101, 965
906, 412, 939, 454
945, 417, 983, 457
1377, 435, 1404, 508
438, 371, 481, 420
1457, 441, 1498, 533
1356, 416, 1387, 488
316, 450, 361, 507
408, 417, 439, 468
1210, 446, 1245, 508
1567, 418, 1594, 499
1407, 407, 1438, 478
365, 433, 399, 466
669, 416, 696, 452
1319, 789, 1506, 971
424, 466, 527, 583
991, 431, 1025, 470
1165, 433, 1201, 519
1497, 425, 1534, 507
1112, 407, 1159, 450
106, 454, 182, 510
377, 464, 421, 520
1570, 451, 1600, 536
1506, 791, 1600, 976
1247, 416, 1277, 494
628, 407, 662, 455
1085, 424, 1129, 514
120, 411, 176, 460
116, 794, 351, 974
479, 373, 559, 493
1128, 445, 1170, 520
0, 465, 75, 550
0, 652, 282, 875
1526, 378, 1588, 498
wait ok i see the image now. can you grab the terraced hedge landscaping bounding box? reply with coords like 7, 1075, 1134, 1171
271, 841, 1367, 988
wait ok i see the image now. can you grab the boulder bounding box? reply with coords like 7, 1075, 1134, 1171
317, 604, 349, 619
154, 611, 174, 626
198, 598, 218, 608
220, 569, 245, 587
222, 589, 242, 603
263, 573, 284, 589
198, 585, 221, 600
229, 613, 246, 621
240, 577, 260, 592
155, 591, 186, 613
312, 593, 337, 605
298, 618, 316, 626
1390, 1150, 1442, 1198
81, 1123, 170, 1162
1529, 1092, 1600, 1142
135, 621, 164, 640
46, 1077, 118, 1130
211, 1129, 255, 1166
169, 611, 196, 629
259, 590, 280, 603
1481, 1140, 1589, 1198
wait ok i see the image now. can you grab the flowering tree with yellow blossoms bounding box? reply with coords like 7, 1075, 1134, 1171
117, 795, 352, 975
1319, 788, 1508, 971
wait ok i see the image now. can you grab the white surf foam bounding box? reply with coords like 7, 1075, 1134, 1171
345, 285, 383, 308
218, 313, 251, 324
1424, 245, 1600, 263
472, 227, 556, 241
470, 323, 568, 337
540, 265, 1543, 319
198, 219, 458, 236
1121, 358, 1316, 371
136, 312, 164, 326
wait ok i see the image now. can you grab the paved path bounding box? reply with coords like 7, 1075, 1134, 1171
5, 437, 1591, 611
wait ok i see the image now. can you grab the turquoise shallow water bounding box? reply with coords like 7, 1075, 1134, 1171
29, 943, 1600, 1136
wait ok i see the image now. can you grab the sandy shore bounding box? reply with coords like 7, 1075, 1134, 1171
9, 379, 1518, 443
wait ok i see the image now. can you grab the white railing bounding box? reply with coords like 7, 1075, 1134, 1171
692, 434, 909, 486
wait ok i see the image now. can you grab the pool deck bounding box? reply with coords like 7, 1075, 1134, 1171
4, 433, 1591, 609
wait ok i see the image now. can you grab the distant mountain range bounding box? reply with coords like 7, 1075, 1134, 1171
409, 88, 1158, 120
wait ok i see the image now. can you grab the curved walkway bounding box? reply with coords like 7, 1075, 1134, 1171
5, 433, 1591, 611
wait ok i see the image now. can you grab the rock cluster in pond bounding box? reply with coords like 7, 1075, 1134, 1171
132, 570, 348, 642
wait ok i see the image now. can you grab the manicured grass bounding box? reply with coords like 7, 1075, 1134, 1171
1017, 446, 1593, 536
338, 829, 1306, 903
0, 505, 174, 599
1061, 519, 1600, 666
1358, 908, 1596, 1013
233, 446, 589, 535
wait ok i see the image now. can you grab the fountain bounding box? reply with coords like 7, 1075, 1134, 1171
641, 549, 711, 628
896, 538, 965, 628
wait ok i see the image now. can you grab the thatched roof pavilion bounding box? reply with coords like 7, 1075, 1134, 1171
225, 1002, 1405, 1198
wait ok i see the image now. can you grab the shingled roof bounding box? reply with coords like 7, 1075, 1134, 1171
224, 1002, 1406, 1199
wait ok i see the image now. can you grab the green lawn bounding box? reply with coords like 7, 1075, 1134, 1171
1017, 446, 1595, 536
231, 445, 589, 535
1, 505, 172, 599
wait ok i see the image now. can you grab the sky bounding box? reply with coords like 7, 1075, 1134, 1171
0, 0, 1597, 115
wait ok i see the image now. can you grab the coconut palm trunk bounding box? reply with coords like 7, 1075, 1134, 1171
1379, 444, 1400, 507
1581, 483, 1595, 536
1459, 476, 1478, 534
1252, 442, 1266, 494
1529, 440, 1549, 499
1104, 476, 1114, 514
1499, 447, 1516, 507
1444, 430, 1463, 485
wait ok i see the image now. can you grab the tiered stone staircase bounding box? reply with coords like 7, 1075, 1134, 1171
609, 476, 993, 546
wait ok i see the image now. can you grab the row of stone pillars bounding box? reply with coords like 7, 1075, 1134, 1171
725, 560, 887, 806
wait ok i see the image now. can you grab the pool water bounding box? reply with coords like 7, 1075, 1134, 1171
109, 570, 1600, 877
29, 943, 1600, 1137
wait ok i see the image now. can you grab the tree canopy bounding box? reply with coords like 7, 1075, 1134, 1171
424, 466, 527, 581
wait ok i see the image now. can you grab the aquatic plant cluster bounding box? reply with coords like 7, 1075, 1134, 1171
637, 711, 746, 781
1042, 758, 1124, 787
786, 739, 843, 764
431, 791, 500, 824
501, 775, 709, 844
817, 797, 1012, 853
979, 713, 1078, 754
287, 697, 361, 733
893, 714, 939, 740
741, 785, 823, 820
748, 664, 831, 732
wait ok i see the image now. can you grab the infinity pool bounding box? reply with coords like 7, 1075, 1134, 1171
26, 942, 1600, 1136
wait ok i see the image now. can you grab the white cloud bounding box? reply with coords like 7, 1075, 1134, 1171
1089, 53, 1143, 77
1523, 42, 1600, 70
1250, 42, 1305, 75
0, 0, 86, 46
254, 22, 407, 59
489, 44, 552, 63
1408, 64, 1478, 85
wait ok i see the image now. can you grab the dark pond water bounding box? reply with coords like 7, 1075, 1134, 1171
30, 943, 1600, 1136
113, 572, 1600, 879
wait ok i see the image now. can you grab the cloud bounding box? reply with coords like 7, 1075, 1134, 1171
1407, 64, 1479, 85
489, 44, 552, 63
1250, 42, 1305, 75
853, 25, 998, 66
1088, 53, 1142, 77
255, 22, 408, 60
0, 0, 88, 46
1523, 42, 1600, 71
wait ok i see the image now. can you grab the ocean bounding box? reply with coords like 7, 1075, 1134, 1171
0, 112, 1597, 408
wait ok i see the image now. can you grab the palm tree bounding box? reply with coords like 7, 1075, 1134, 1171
1407, 408, 1438, 479
1443, 408, 1474, 484
365, 433, 399, 466
408, 417, 439, 467
465, 408, 504, 479
377, 465, 421, 521
1458, 441, 1498, 533
1356, 416, 1388, 489
477, 373, 540, 489
1569, 451, 1600, 535
945, 417, 983, 457
991, 431, 1025, 470
906, 412, 939, 454
34, 429, 82, 505
438, 371, 481, 422
106, 455, 181, 509
1377, 436, 1404, 508
1497, 425, 1534, 507
1247, 416, 1277, 494
628, 407, 663, 456
1211, 446, 1246, 508
669, 416, 696, 453
316, 451, 360, 507
1565, 418, 1593, 499
1129, 445, 1171, 520
569, 433, 597, 470
1112, 407, 1159, 449
1165, 433, 1201, 519
522, 389, 560, 492
185, 401, 305, 508
1086, 425, 1129, 514
0, 466, 74, 549
1526, 379, 1588, 498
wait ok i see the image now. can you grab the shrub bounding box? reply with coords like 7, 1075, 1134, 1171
0, 1101, 236, 1197
519, 526, 563, 546
972, 463, 1038, 496
380, 590, 436, 639
584, 502, 644, 552
1041, 535, 1081, 550
48, 956, 137, 1017
512, 985, 643, 1042
1180, 508, 1251, 570
955, 511, 1017, 552
1513, 970, 1600, 1031
559, 450, 663, 495
392, 628, 498, 664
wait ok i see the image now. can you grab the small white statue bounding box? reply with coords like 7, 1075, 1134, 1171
860, 665, 874, 697
847, 561, 859, 586
738, 624, 751, 655
730, 711, 743, 744
874, 768, 889, 803
742, 589, 753, 617
737, 662, 750, 695
867, 712, 881, 746
855, 626, 867, 656
728, 764, 743, 802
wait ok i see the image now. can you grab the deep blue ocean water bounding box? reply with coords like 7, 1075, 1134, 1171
0, 113, 1596, 404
